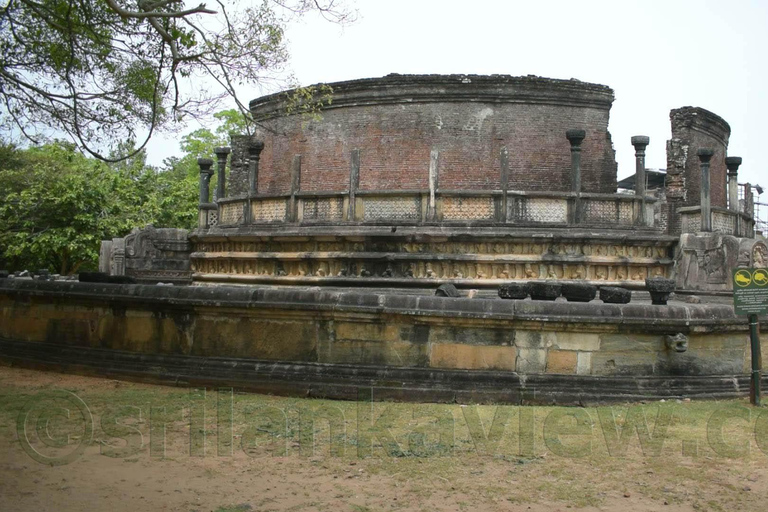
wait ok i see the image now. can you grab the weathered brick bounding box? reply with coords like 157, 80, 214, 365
248, 75, 617, 197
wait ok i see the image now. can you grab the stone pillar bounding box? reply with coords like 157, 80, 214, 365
198, 158, 214, 204
427, 149, 439, 221
566, 130, 585, 224
214, 147, 230, 201
499, 147, 509, 223
348, 149, 360, 221
726, 156, 742, 212
631, 136, 650, 197
99, 240, 113, 274
566, 130, 585, 193
289, 155, 302, 222
248, 141, 264, 195
697, 148, 714, 232
111, 238, 125, 276
631, 135, 650, 226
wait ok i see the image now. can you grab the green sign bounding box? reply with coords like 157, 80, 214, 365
733, 268, 768, 316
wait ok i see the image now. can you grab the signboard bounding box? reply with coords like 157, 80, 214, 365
733, 268, 768, 316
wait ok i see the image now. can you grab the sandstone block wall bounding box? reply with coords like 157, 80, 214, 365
1, 280, 759, 379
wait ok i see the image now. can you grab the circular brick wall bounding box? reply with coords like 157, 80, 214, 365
248, 74, 618, 195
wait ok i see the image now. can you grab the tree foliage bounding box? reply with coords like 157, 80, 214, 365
0, 0, 352, 160
0, 108, 245, 273
0, 141, 154, 273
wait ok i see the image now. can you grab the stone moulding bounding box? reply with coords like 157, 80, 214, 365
249, 74, 616, 120
1, 338, 765, 405
188, 227, 676, 288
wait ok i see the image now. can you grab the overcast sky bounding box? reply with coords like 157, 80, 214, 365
149, 0, 767, 190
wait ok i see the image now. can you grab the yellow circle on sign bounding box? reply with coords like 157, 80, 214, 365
735, 269, 752, 287
754, 269, 768, 286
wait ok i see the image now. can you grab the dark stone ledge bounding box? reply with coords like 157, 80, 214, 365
190, 225, 677, 243
0, 339, 763, 405
1, 280, 761, 332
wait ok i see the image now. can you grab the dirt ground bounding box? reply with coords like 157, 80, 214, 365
1, 365, 767, 512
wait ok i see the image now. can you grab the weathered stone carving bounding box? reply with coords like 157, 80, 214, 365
665, 333, 689, 353
435, 284, 459, 297
600, 286, 631, 304
646, 277, 675, 305
753, 241, 768, 268
100, 226, 191, 284
676, 233, 743, 291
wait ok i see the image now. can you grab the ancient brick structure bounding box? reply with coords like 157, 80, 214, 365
666, 107, 731, 235
21, 74, 768, 403
248, 74, 618, 195
192, 75, 693, 289
90, 74, 758, 293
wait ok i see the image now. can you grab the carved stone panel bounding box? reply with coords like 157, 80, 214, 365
441, 196, 494, 221
219, 201, 245, 225
303, 197, 345, 221
712, 211, 736, 235
583, 200, 617, 224
363, 197, 419, 221
753, 241, 768, 268
251, 199, 287, 223
516, 198, 568, 224
680, 212, 700, 234
676, 233, 742, 291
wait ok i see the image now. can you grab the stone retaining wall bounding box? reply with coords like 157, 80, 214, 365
1, 280, 764, 385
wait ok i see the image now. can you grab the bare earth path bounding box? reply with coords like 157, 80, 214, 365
0, 365, 766, 511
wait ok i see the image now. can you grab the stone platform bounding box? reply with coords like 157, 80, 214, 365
2, 279, 765, 404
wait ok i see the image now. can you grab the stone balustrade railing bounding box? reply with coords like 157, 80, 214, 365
197, 130, 664, 232
205, 189, 657, 230
678, 205, 755, 238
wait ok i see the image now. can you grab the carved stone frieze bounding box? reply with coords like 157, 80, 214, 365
190, 236, 674, 283
676, 232, 744, 291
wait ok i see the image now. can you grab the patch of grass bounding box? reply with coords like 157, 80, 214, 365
214, 504, 252, 512
2, 366, 768, 511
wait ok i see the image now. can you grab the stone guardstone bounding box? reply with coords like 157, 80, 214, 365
676, 232, 742, 292
98, 225, 192, 284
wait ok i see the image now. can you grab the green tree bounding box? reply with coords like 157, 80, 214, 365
0, 0, 352, 160
0, 141, 159, 273
0, 108, 257, 272
155, 107, 248, 227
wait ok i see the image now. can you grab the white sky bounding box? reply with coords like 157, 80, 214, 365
148, 0, 768, 190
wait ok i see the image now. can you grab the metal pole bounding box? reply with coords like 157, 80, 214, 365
749, 313, 762, 406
